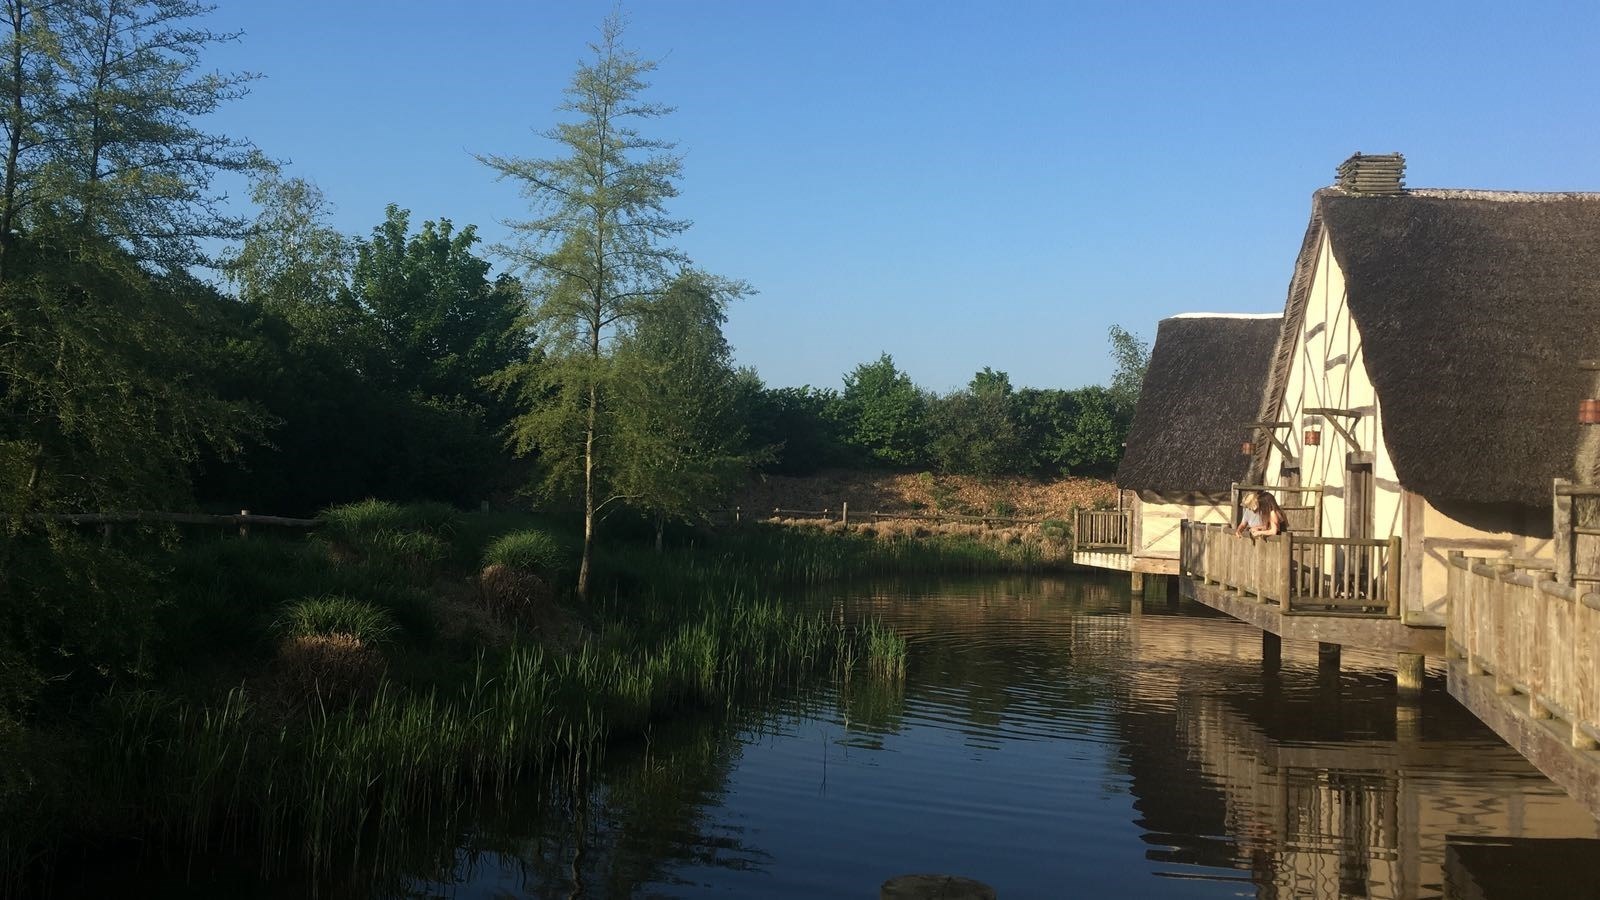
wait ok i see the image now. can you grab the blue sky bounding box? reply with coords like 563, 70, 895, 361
199, 1, 1600, 392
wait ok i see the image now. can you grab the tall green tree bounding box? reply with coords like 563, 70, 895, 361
1107, 324, 1150, 419
611, 272, 759, 549
0, 1, 263, 705
479, 14, 691, 598
739, 379, 851, 475
351, 204, 528, 409
53, 0, 261, 270
838, 353, 926, 468
928, 367, 1026, 476
0, 0, 261, 522
221, 171, 358, 350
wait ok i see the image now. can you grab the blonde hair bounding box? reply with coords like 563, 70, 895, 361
1241, 491, 1260, 511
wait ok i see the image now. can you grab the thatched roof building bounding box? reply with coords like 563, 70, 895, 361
1118, 314, 1282, 494
1256, 187, 1600, 510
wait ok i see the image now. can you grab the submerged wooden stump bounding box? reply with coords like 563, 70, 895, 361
881, 874, 997, 899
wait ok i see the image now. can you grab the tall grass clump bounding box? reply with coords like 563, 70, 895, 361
275, 595, 399, 645
319, 500, 461, 542
483, 530, 567, 574
858, 621, 908, 679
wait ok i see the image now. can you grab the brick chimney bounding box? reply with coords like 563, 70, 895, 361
1336, 153, 1406, 195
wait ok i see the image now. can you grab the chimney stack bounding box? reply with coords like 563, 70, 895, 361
1336, 153, 1406, 195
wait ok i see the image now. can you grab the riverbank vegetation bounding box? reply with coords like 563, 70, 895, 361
4, 504, 931, 891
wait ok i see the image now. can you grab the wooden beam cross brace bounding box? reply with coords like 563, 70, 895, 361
1304, 407, 1361, 452
1246, 421, 1293, 459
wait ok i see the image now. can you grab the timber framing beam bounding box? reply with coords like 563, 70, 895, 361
1305, 407, 1362, 452
1246, 421, 1293, 459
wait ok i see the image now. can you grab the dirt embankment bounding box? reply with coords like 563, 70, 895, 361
732, 470, 1118, 522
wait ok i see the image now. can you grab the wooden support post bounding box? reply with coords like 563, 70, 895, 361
1130, 594, 1143, 616
239, 509, 250, 540
1262, 631, 1281, 671
1165, 573, 1180, 603
1574, 722, 1599, 751
1130, 572, 1145, 594
1396, 652, 1424, 698
1530, 694, 1553, 720
1386, 535, 1402, 617
1556, 479, 1575, 586
1396, 702, 1422, 744
1318, 642, 1341, 675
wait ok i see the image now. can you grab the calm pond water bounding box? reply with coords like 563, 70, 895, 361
70, 574, 1600, 898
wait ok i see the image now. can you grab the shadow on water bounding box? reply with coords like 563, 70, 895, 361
56, 573, 1600, 898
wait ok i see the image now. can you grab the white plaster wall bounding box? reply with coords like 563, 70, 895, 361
1136, 492, 1230, 558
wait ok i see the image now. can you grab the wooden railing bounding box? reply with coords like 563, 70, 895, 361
1181, 521, 1401, 616
1073, 508, 1130, 552
1448, 551, 1600, 750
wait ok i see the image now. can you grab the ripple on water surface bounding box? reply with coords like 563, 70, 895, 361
68, 574, 1600, 899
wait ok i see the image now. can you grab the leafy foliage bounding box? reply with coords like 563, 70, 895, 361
611, 272, 764, 534
838, 353, 927, 467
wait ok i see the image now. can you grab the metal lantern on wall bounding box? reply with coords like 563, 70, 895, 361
1304, 428, 1322, 446
1241, 441, 1255, 455
1581, 399, 1600, 425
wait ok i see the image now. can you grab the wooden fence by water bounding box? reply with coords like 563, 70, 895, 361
1182, 521, 1400, 616
1071, 508, 1129, 551
1448, 551, 1600, 751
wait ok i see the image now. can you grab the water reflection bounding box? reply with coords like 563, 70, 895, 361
64, 574, 1600, 898
403, 575, 1599, 899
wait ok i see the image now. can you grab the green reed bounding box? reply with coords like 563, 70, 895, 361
4, 505, 920, 892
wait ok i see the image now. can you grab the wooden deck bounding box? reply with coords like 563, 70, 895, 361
1446, 549, 1600, 819
1068, 549, 1179, 575
1180, 521, 1444, 657
1070, 508, 1183, 574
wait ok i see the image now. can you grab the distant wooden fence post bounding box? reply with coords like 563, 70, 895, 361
842, 501, 849, 527
239, 509, 250, 540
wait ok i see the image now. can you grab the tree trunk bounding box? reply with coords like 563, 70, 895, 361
578, 380, 595, 600
1, 2, 27, 282
654, 515, 664, 554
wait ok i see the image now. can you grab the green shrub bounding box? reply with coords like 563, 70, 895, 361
1039, 519, 1070, 543
275, 595, 399, 645
319, 500, 462, 541
319, 499, 411, 541
483, 529, 567, 574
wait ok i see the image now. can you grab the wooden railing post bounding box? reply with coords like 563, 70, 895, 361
1278, 534, 1292, 607
1556, 479, 1575, 587
1386, 535, 1402, 617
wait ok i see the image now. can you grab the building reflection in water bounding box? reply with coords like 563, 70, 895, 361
1115, 599, 1600, 900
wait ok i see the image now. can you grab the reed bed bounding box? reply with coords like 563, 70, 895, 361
3, 506, 916, 892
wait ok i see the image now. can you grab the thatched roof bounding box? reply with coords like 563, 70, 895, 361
1117, 314, 1282, 494
1258, 187, 1600, 508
